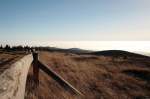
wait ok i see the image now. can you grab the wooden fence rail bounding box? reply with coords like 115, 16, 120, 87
32, 52, 83, 96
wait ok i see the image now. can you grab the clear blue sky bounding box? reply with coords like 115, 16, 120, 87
0, 0, 150, 44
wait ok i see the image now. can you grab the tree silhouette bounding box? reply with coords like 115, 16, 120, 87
4, 44, 11, 51
0, 45, 3, 49
11, 45, 24, 51
24, 46, 31, 52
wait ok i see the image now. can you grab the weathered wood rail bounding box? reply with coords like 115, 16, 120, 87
32, 52, 83, 96
0, 52, 82, 99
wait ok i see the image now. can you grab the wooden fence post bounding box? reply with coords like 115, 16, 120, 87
32, 52, 39, 85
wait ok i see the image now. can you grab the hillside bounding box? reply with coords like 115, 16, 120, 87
91, 50, 150, 58
25, 50, 150, 99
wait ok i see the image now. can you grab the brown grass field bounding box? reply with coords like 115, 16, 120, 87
25, 51, 150, 99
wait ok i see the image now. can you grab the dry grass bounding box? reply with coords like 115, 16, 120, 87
25, 51, 150, 99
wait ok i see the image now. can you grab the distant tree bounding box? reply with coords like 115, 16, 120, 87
11, 46, 17, 51
24, 46, 31, 52
15, 45, 24, 51
0, 44, 3, 49
4, 44, 11, 51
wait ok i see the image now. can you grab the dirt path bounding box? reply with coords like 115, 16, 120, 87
0, 51, 26, 74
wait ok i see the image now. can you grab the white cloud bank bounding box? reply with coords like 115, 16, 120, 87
2, 41, 150, 53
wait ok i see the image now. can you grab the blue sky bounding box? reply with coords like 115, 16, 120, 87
0, 0, 150, 44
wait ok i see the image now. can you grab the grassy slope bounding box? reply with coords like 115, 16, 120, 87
25, 51, 150, 99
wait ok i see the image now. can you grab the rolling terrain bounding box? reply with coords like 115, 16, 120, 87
25, 50, 150, 99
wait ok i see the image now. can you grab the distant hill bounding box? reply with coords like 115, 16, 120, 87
66, 48, 93, 54
136, 52, 150, 57
35, 47, 150, 58
35, 47, 93, 54
91, 50, 150, 58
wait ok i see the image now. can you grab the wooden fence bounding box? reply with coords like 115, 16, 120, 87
31, 52, 83, 96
